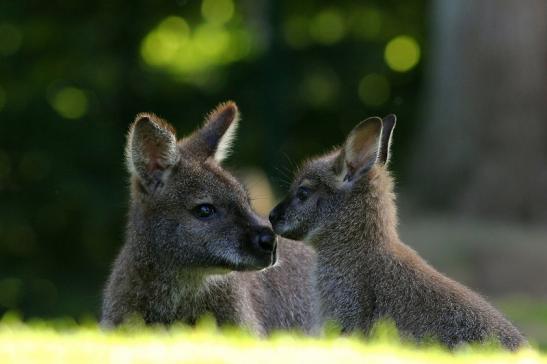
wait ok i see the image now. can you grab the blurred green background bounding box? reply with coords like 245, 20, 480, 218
0, 0, 546, 347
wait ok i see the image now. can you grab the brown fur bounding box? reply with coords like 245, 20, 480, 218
102, 102, 319, 335
270, 115, 526, 350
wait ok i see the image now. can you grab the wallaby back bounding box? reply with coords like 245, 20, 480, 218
270, 115, 525, 350
102, 102, 318, 335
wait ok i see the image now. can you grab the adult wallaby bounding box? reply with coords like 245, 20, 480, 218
269, 115, 525, 350
102, 102, 318, 335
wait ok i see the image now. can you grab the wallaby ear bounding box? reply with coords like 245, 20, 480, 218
126, 113, 178, 193
194, 101, 240, 163
378, 114, 397, 165
335, 117, 383, 183
335, 115, 397, 182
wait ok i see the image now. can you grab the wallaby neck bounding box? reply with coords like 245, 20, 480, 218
125, 212, 235, 323
127, 232, 230, 298
315, 171, 400, 253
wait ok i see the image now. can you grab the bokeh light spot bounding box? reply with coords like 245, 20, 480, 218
141, 16, 190, 66
226, 29, 252, 61
351, 7, 383, 40
194, 24, 230, 59
140, 14, 257, 82
0, 23, 22, 56
309, 9, 346, 45
358, 73, 390, 107
384, 35, 420, 72
300, 69, 339, 107
239, 169, 275, 216
51, 87, 88, 119
201, 0, 234, 25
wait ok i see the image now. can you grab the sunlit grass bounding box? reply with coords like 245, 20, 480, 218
498, 297, 547, 351
1, 315, 545, 364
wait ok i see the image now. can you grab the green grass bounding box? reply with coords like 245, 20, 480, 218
1, 315, 546, 364
497, 297, 547, 351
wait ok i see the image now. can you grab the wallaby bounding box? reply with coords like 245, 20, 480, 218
269, 115, 526, 350
102, 102, 318, 335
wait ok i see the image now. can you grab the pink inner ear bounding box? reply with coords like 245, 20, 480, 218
146, 159, 163, 173
142, 138, 171, 173
342, 118, 382, 178
352, 129, 378, 158
343, 162, 356, 181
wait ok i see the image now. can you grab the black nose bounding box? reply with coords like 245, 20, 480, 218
269, 206, 280, 224
253, 229, 276, 253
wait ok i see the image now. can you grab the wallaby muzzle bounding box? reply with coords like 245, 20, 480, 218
269, 201, 283, 225
245, 226, 277, 268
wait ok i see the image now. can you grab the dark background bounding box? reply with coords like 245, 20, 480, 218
0, 0, 546, 346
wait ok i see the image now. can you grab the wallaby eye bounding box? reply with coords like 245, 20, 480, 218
296, 186, 311, 202
192, 204, 216, 219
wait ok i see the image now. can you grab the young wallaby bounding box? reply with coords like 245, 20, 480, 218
102, 102, 318, 335
269, 115, 526, 350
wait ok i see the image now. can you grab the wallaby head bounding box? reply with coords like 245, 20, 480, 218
270, 114, 396, 242
127, 102, 277, 272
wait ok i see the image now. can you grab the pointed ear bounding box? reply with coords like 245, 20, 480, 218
378, 114, 396, 165
335, 117, 383, 183
335, 115, 397, 182
126, 113, 178, 193
195, 101, 240, 162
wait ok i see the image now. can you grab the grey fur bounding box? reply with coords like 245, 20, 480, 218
102, 102, 319, 335
270, 115, 526, 350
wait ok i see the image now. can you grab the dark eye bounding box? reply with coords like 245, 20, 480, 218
296, 186, 311, 202
192, 204, 216, 219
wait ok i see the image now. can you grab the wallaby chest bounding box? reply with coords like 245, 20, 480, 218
316, 248, 376, 333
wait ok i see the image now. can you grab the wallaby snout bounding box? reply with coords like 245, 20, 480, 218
269, 204, 282, 225
248, 226, 277, 267
269, 192, 312, 241
251, 227, 276, 253
269, 201, 287, 234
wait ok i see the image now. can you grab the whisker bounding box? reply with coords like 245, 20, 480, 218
282, 152, 299, 171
